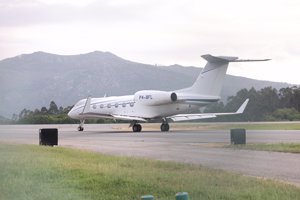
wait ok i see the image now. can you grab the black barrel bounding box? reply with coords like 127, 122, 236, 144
39, 128, 58, 146
230, 129, 246, 145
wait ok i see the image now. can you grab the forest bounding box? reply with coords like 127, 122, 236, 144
2, 86, 300, 124
205, 86, 300, 122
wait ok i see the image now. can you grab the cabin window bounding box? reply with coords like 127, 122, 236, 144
122, 103, 126, 107
115, 103, 119, 108
107, 103, 111, 108
100, 104, 104, 108
130, 102, 134, 107
92, 104, 96, 109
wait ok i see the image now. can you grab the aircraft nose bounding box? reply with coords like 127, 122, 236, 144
67, 109, 74, 118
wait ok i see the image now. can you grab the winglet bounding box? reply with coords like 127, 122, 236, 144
236, 99, 249, 114
82, 96, 91, 114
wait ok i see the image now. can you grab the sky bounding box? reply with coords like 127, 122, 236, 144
0, 0, 300, 84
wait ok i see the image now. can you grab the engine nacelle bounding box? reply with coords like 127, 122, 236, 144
134, 90, 177, 106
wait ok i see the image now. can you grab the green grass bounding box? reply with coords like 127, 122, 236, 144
216, 123, 300, 130
0, 143, 300, 200
227, 143, 300, 153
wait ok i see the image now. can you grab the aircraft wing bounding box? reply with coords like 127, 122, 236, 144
168, 99, 249, 122
112, 115, 147, 122
79, 112, 147, 122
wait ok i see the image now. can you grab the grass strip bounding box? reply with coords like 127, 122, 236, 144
142, 122, 300, 131
0, 143, 299, 200
217, 123, 300, 130
226, 143, 300, 153
182, 122, 300, 130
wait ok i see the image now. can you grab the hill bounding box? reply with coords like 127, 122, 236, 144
0, 51, 292, 117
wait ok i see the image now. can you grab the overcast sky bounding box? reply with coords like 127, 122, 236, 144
1, 0, 300, 84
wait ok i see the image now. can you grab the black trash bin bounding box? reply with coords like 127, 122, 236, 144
230, 129, 246, 144
39, 128, 58, 146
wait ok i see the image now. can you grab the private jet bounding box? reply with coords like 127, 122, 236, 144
68, 54, 269, 132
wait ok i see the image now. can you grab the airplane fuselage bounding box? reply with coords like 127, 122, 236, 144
68, 94, 216, 121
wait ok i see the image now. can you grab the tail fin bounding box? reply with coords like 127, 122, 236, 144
183, 54, 270, 97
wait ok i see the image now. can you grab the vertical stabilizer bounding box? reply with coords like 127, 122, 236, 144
186, 54, 237, 96
181, 54, 270, 97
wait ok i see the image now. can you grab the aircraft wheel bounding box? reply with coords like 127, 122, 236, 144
133, 124, 142, 132
78, 126, 84, 131
132, 124, 138, 132
138, 124, 142, 132
160, 123, 169, 132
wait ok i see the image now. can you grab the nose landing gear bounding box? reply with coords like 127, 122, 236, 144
78, 119, 85, 131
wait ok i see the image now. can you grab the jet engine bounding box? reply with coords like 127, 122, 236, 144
134, 90, 177, 106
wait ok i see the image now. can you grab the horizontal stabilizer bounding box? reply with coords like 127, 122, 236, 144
231, 59, 271, 62
201, 54, 238, 63
201, 54, 271, 63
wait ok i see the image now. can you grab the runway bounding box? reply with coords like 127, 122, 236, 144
1, 124, 300, 186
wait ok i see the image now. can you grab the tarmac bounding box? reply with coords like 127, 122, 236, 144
1, 124, 300, 187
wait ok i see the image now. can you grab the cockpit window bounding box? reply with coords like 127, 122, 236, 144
75, 99, 86, 107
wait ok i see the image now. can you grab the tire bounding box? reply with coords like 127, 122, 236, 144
160, 123, 169, 132
133, 124, 142, 132
137, 124, 142, 132
132, 124, 139, 132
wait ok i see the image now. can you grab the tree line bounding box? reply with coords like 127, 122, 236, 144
3, 86, 300, 124
9, 101, 116, 124
11, 101, 77, 124
204, 86, 300, 121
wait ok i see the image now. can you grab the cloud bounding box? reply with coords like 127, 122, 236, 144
0, 0, 81, 27
0, 0, 161, 27
0, 0, 300, 83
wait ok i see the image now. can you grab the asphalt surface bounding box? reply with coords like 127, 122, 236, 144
1, 124, 300, 187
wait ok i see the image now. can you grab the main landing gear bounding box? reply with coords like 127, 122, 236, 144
160, 118, 170, 132
130, 120, 170, 132
78, 119, 85, 131
160, 122, 169, 132
132, 123, 142, 132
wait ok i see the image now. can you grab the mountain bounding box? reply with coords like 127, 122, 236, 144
0, 51, 292, 118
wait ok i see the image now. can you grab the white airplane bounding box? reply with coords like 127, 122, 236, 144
68, 54, 269, 132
